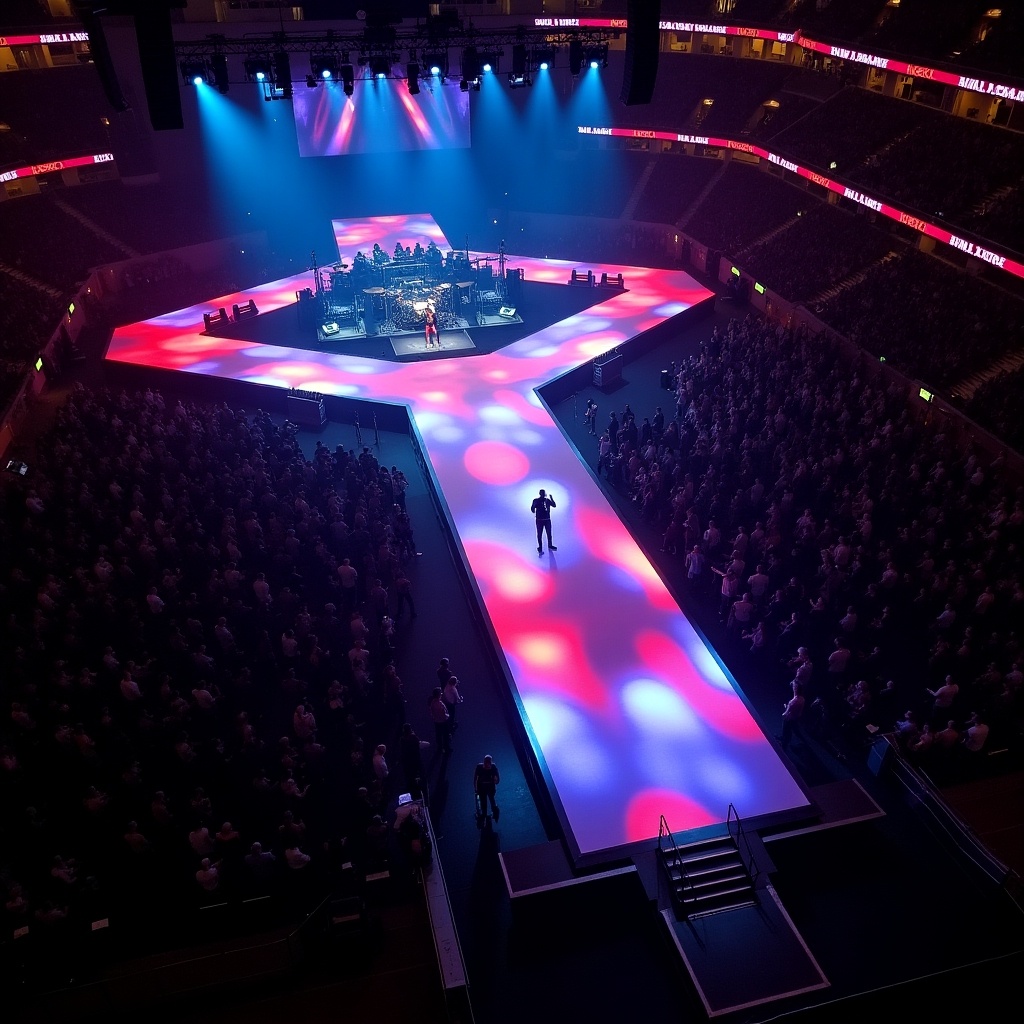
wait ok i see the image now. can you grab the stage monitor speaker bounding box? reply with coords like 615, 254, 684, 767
362, 298, 378, 336
505, 267, 523, 304
621, 0, 661, 106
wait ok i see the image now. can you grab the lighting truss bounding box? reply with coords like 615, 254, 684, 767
174, 25, 616, 91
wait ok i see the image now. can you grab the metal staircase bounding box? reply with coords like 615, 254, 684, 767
658, 808, 758, 919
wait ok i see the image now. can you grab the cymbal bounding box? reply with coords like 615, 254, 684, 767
456, 281, 474, 288
363, 287, 385, 294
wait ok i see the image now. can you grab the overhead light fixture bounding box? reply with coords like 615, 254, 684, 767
533, 47, 556, 72
586, 44, 608, 70
180, 60, 208, 87
210, 53, 230, 93
569, 40, 584, 76
424, 51, 447, 79
244, 56, 273, 83
311, 52, 341, 82
273, 50, 292, 98
341, 63, 355, 96
407, 61, 420, 94
512, 44, 527, 77
479, 51, 501, 74
370, 55, 391, 79
460, 46, 482, 91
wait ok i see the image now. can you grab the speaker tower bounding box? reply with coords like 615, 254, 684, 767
620, 0, 662, 106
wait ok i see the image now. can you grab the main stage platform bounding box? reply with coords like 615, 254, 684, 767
106, 213, 811, 863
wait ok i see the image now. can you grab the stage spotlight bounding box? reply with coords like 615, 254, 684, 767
341, 63, 355, 96
407, 62, 420, 94
180, 60, 208, 86
211, 53, 230, 94
244, 56, 273, 83
586, 44, 609, 70
424, 51, 447, 79
311, 52, 341, 82
568, 39, 584, 76
534, 48, 556, 72
479, 51, 501, 74
305, 73, 317, 88
370, 55, 391, 79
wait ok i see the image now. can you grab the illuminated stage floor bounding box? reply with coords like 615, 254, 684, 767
106, 214, 810, 861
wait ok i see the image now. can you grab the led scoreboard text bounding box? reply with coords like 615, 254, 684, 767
577, 124, 1024, 281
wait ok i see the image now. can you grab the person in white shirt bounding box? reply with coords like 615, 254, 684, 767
196, 858, 220, 891
963, 712, 989, 753
285, 845, 311, 870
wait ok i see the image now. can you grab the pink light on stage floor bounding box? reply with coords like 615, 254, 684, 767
107, 213, 810, 858
464, 440, 530, 485
627, 789, 719, 840
462, 539, 554, 605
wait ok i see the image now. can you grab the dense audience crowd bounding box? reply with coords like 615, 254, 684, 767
600, 313, 1022, 773
772, 87, 925, 175
738, 202, 892, 302
0, 387, 431, 945
816, 249, 1024, 387
683, 163, 806, 256
0, 66, 112, 169
964, 365, 1024, 453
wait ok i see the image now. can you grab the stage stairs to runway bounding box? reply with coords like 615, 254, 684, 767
658, 819, 758, 920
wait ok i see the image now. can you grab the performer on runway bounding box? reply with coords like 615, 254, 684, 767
424, 306, 439, 350
531, 488, 557, 555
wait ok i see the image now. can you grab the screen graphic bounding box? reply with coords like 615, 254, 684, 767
292, 80, 471, 157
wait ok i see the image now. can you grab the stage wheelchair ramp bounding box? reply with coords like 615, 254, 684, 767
499, 805, 830, 1019
655, 806, 829, 1018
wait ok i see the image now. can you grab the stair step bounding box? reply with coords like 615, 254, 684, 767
661, 845, 740, 868
678, 882, 753, 904
687, 894, 758, 918
674, 871, 749, 894
668, 863, 746, 884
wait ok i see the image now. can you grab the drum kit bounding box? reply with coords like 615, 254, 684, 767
321, 246, 476, 335
389, 280, 456, 330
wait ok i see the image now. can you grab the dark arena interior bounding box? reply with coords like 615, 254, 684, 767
2, 1, 1024, 1021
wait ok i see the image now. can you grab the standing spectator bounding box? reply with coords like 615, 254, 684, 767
337, 558, 358, 611
474, 754, 500, 821
196, 858, 220, 892
781, 683, 805, 750
429, 687, 452, 755
443, 675, 464, 731
393, 570, 416, 620
685, 545, 705, 585
400, 723, 426, 795
963, 713, 989, 753
372, 744, 390, 790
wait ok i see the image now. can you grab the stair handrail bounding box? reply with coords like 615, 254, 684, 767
659, 814, 696, 903
726, 803, 760, 887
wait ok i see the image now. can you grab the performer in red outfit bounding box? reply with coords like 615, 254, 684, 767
424, 306, 439, 349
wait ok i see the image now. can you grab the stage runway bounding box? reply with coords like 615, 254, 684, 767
106, 213, 810, 861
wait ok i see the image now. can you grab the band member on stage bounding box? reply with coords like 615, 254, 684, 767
424, 305, 439, 350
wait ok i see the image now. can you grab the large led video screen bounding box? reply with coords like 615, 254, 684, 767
292, 79, 471, 156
